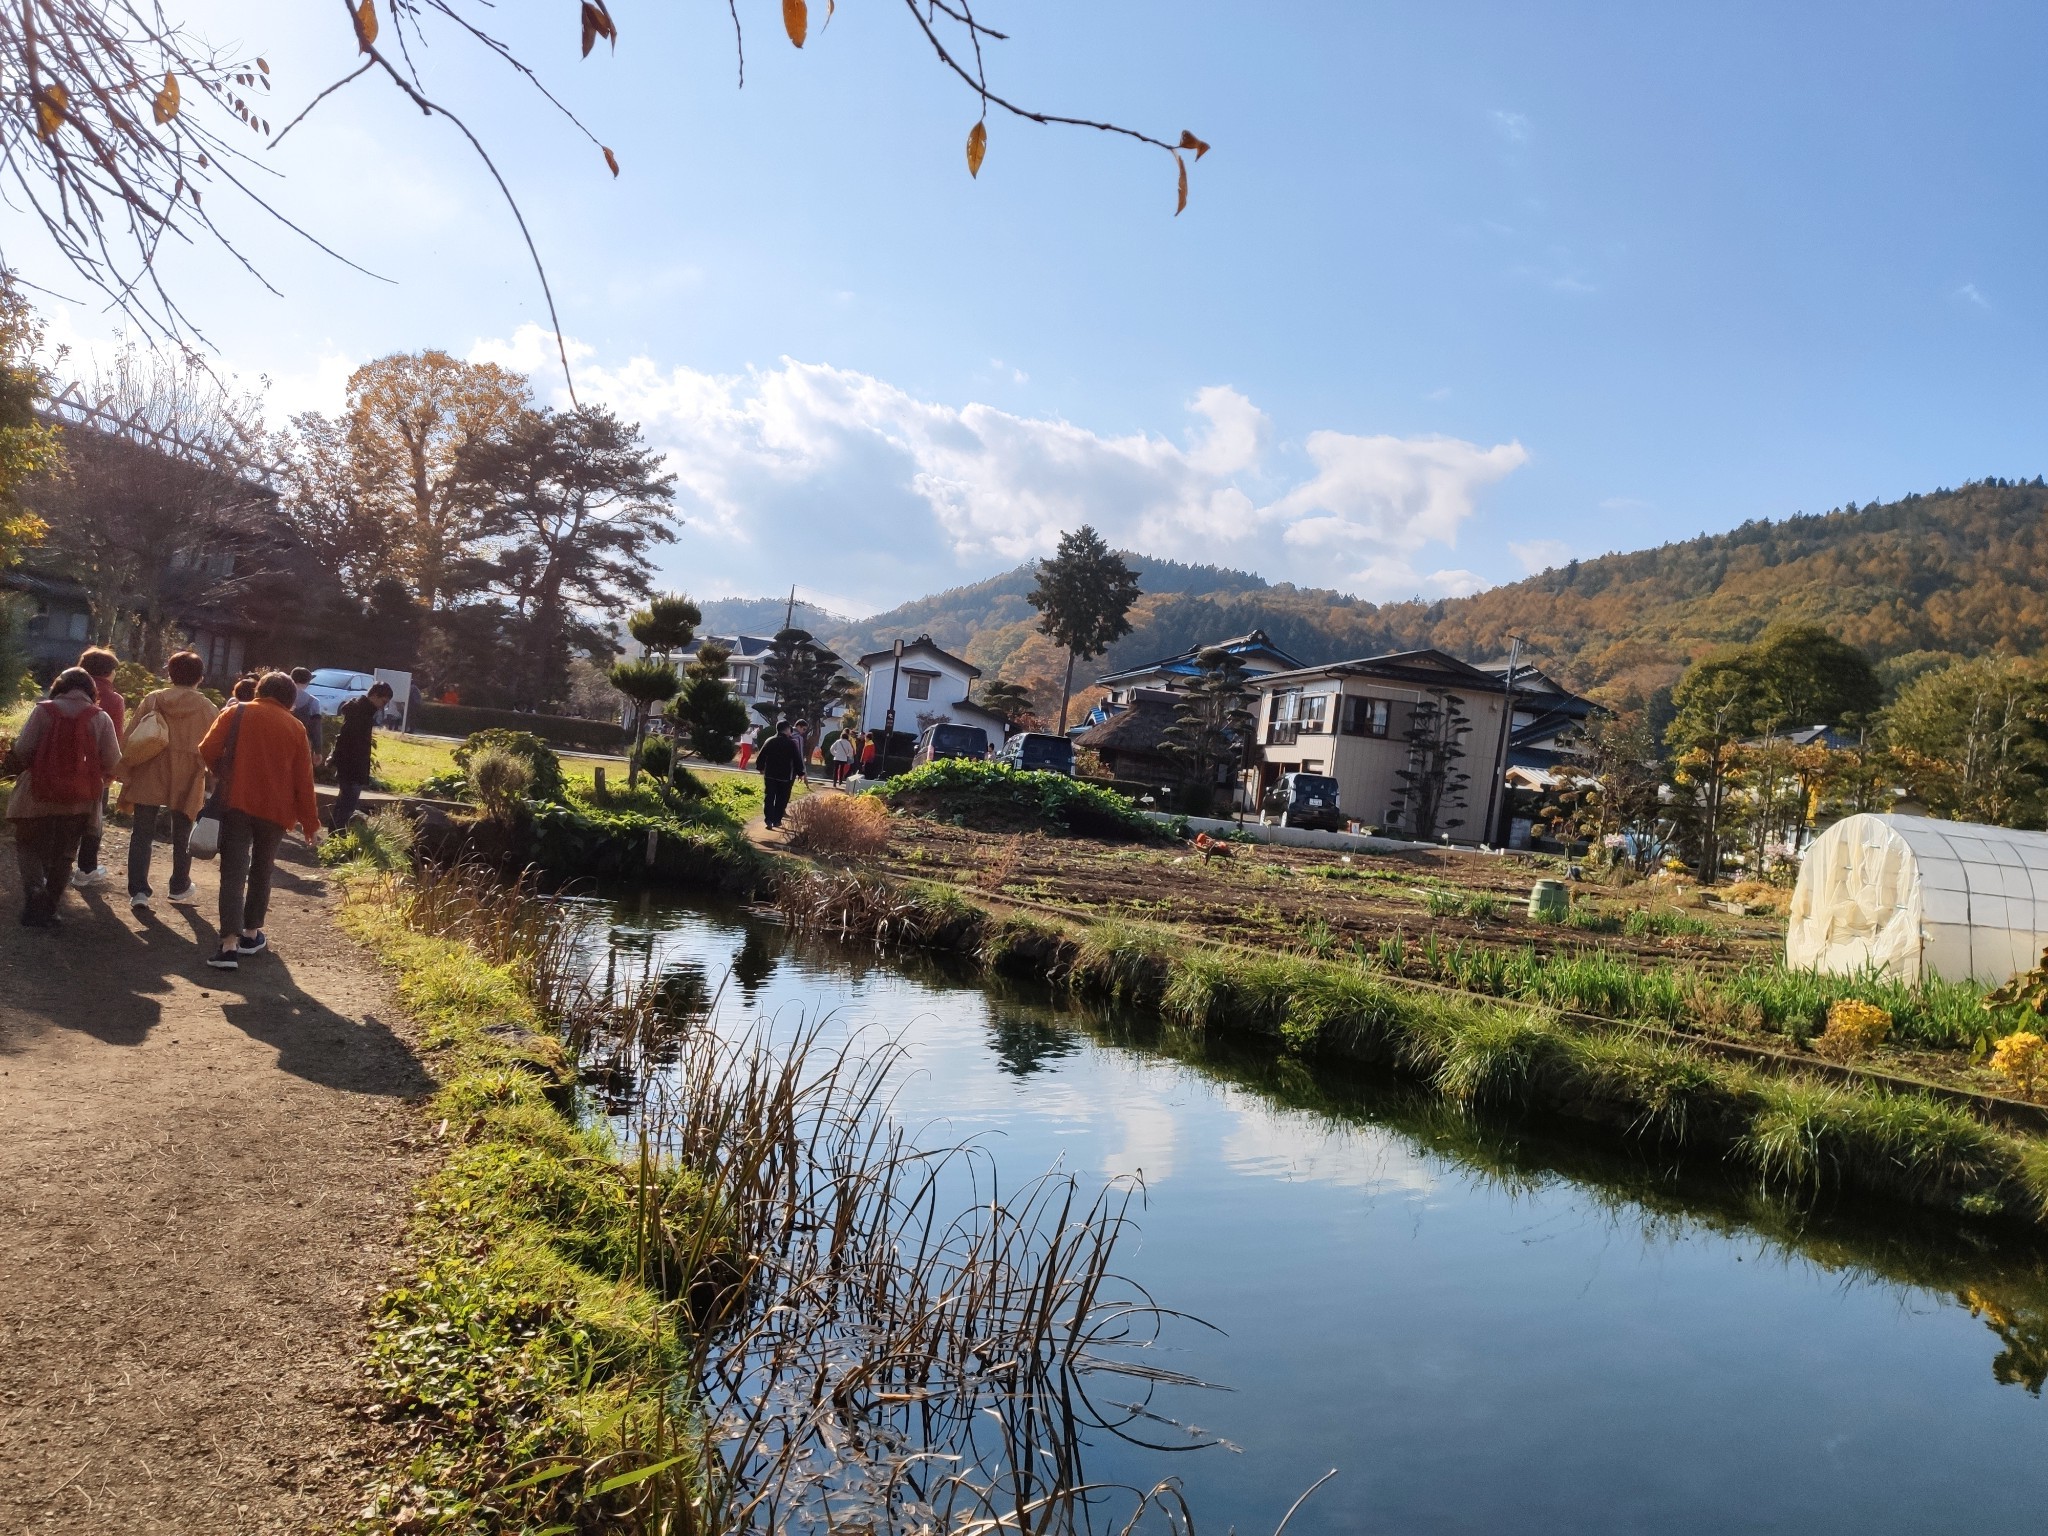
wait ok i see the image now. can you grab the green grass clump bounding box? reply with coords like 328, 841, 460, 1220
1069, 919, 1180, 1002
1624, 907, 1717, 938
880, 758, 1162, 840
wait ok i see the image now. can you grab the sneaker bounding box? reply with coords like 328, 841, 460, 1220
206, 948, 239, 970
167, 883, 198, 904
130, 892, 152, 910
235, 931, 268, 955
72, 867, 107, 888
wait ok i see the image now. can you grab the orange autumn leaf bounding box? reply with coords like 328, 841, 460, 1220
966, 119, 987, 178
355, 0, 379, 52
1174, 151, 1187, 215
1177, 129, 1211, 160
603, 145, 619, 177
152, 71, 180, 127
34, 83, 68, 141
783, 0, 807, 48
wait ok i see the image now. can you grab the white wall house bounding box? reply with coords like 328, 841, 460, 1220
855, 635, 1007, 740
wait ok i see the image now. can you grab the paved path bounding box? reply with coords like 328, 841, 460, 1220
0, 826, 433, 1532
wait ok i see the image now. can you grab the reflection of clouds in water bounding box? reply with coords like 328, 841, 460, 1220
1216, 1086, 1438, 1198
1102, 1094, 1180, 1186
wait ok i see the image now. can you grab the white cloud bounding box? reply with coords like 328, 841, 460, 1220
1953, 282, 1991, 310
1509, 538, 1571, 574
453, 325, 1528, 612
1492, 110, 1532, 143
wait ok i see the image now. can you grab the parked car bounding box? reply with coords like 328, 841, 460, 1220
299, 667, 379, 716
997, 731, 1075, 775
1275, 771, 1344, 832
912, 722, 990, 766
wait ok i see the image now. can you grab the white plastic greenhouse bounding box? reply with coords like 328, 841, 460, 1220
1786, 813, 2048, 984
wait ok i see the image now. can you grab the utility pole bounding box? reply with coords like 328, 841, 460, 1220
1484, 636, 1523, 848
883, 637, 905, 770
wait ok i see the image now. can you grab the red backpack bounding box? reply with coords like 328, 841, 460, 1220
30, 700, 103, 803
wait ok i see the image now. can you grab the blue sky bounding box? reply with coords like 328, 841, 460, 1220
18, 2, 2048, 615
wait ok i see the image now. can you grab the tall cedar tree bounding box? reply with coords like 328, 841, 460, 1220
1160, 646, 1256, 813
676, 639, 751, 765
1392, 692, 1471, 840
454, 404, 678, 709
611, 593, 697, 787
1026, 526, 1142, 732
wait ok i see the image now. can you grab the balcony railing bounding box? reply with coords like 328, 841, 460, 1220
1268, 721, 1300, 746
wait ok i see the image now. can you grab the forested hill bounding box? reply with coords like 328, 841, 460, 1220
699, 480, 2048, 704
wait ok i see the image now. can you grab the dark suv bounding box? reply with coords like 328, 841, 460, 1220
911, 722, 990, 766
1276, 772, 1344, 832
997, 732, 1075, 775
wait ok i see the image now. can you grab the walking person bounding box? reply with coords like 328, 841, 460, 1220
860, 733, 878, 776
288, 667, 325, 756
737, 723, 759, 771
829, 728, 856, 787
117, 650, 219, 910
71, 646, 126, 886
755, 720, 806, 830
231, 675, 257, 703
197, 672, 322, 970
4, 669, 122, 927
326, 679, 392, 829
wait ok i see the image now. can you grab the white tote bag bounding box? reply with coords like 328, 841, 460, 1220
187, 704, 244, 861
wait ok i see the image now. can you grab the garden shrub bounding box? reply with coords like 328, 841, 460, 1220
467, 745, 534, 823
454, 728, 566, 802
1814, 998, 1892, 1061
1992, 1032, 2046, 1100
784, 791, 893, 859
880, 758, 1162, 840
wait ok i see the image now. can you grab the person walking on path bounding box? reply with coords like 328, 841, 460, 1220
860, 734, 878, 775
325, 680, 392, 829
197, 673, 322, 971
71, 647, 126, 887
829, 729, 856, 786
737, 723, 758, 771
755, 720, 806, 830
116, 649, 220, 910
288, 667, 325, 756
4, 669, 122, 927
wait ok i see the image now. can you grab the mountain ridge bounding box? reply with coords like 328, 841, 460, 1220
694, 479, 2048, 710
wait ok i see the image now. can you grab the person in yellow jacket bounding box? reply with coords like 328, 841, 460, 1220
116, 649, 220, 910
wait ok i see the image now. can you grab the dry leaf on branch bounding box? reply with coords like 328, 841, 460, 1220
152, 71, 180, 126
354, 0, 379, 52
966, 119, 987, 177
1174, 151, 1187, 215
34, 83, 68, 141
580, 1, 617, 58
603, 145, 620, 176
1178, 129, 1210, 159
784, 0, 808, 49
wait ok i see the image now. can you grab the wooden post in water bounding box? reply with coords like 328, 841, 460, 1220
645, 825, 659, 870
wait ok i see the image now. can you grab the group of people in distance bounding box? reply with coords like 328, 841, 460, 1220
2, 647, 396, 971
745, 717, 878, 831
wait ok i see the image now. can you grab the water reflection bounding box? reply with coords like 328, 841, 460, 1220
575, 893, 2048, 1534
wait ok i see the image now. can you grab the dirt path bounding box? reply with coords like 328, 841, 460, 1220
0, 826, 434, 1533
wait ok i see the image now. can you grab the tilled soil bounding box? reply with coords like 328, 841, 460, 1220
0, 826, 434, 1533
869, 820, 1786, 968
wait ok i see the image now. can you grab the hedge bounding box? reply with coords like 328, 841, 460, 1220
412, 703, 629, 753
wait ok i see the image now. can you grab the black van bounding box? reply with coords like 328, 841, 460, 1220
912, 722, 990, 766
1277, 772, 1343, 832
997, 731, 1075, 776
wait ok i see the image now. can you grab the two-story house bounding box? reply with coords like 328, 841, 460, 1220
855, 635, 1007, 741
1249, 649, 1532, 844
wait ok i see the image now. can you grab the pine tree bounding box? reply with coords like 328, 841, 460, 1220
1392, 692, 1471, 840
675, 639, 752, 765
757, 627, 847, 734
1160, 647, 1256, 815
1025, 526, 1142, 732
610, 593, 698, 786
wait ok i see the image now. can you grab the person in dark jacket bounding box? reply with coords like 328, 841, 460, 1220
326, 680, 392, 828
754, 720, 806, 830
288, 667, 326, 755
72, 646, 126, 885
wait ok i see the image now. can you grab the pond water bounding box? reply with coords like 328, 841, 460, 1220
586, 891, 2048, 1535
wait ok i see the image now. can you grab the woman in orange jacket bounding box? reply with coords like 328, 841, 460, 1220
196, 671, 323, 970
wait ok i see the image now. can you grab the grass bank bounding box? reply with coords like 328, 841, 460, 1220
776, 869, 2048, 1234
335, 864, 708, 1533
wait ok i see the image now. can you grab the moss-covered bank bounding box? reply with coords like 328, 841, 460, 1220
775, 869, 2048, 1235
338, 873, 706, 1534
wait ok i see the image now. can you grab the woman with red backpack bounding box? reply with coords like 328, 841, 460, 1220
3, 668, 123, 928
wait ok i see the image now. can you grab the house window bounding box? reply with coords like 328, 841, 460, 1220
732, 665, 755, 698
1343, 696, 1391, 738
1297, 693, 1330, 733
68, 612, 89, 641
905, 670, 934, 701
